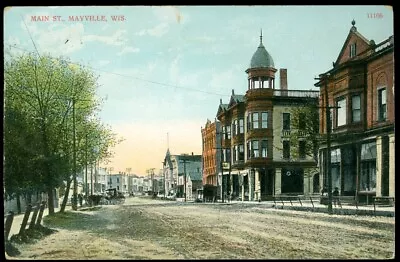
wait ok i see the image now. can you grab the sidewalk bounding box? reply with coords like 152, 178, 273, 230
214, 200, 395, 217
6, 204, 73, 241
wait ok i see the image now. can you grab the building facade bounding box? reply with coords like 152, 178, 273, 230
201, 119, 222, 186
315, 20, 395, 202
163, 151, 202, 198
108, 173, 129, 193
214, 32, 320, 201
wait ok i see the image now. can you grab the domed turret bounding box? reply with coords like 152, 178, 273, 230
245, 30, 277, 90
249, 31, 274, 69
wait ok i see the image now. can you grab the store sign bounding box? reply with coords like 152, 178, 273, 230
222, 162, 230, 170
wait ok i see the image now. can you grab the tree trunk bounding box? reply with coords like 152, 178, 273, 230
16, 192, 22, 214
60, 177, 72, 213
47, 185, 55, 215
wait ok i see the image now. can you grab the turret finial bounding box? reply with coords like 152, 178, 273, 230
260, 29, 263, 44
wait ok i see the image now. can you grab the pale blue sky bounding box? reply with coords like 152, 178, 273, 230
4, 5, 394, 175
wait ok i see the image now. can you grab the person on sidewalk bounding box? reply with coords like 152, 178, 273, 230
78, 194, 83, 207
332, 187, 340, 207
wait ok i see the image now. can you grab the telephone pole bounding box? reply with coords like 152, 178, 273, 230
162, 161, 166, 199
315, 73, 339, 215
180, 154, 190, 202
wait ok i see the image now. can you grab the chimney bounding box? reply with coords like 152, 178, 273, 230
280, 68, 288, 96
220, 98, 222, 104
191, 152, 194, 156
232, 89, 235, 95
280, 69, 287, 90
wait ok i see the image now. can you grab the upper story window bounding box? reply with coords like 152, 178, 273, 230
261, 112, 268, 128
350, 43, 356, 58
247, 141, 251, 160
238, 144, 244, 161
225, 125, 231, 139
239, 118, 244, 134
283, 113, 291, 130
351, 95, 361, 123
378, 88, 387, 121
223, 148, 231, 163
251, 140, 259, 158
117, 177, 120, 183
233, 145, 237, 162
247, 113, 251, 131
261, 140, 268, 158
283, 140, 290, 159
232, 119, 237, 136
298, 112, 306, 130
248, 112, 269, 130
252, 113, 259, 129
336, 97, 347, 127
299, 140, 306, 159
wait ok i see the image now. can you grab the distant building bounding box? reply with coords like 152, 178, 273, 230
315, 20, 394, 202
201, 119, 222, 186
108, 172, 129, 193
186, 172, 203, 200
163, 151, 202, 198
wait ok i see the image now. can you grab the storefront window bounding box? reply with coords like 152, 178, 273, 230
360, 142, 376, 191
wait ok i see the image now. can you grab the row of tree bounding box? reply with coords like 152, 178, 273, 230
4, 51, 122, 215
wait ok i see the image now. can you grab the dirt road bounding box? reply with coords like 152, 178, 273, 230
9, 197, 395, 259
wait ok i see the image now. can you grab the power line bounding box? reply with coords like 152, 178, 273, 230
20, 14, 41, 59
5, 44, 230, 97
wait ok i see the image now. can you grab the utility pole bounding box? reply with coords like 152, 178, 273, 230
162, 161, 166, 199
315, 73, 338, 215
325, 76, 333, 215
151, 168, 155, 194
180, 154, 190, 202
126, 168, 132, 194
215, 127, 224, 203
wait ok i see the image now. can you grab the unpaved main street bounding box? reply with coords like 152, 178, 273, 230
10, 197, 395, 259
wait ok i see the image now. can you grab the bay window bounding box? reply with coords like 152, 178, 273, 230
261, 112, 268, 128
252, 112, 259, 129
261, 140, 268, 157
336, 97, 346, 127
378, 88, 387, 121
238, 144, 244, 161
239, 118, 244, 134
352, 95, 361, 123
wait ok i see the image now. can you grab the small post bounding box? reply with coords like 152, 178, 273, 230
29, 203, 40, 229
4, 211, 14, 242
19, 204, 32, 235
36, 201, 47, 226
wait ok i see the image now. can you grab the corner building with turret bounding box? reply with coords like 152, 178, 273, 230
213, 33, 320, 201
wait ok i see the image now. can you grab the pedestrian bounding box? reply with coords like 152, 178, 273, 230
78, 194, 83, 207
332, 187, 340, 207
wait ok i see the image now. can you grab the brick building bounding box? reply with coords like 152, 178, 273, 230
315, 20, 394, 202
201, 119, 222, 186
212, 32, 320, 201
